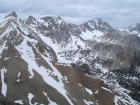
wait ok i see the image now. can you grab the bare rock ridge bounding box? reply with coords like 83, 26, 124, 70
0, 12, 140, 105
4, 12, 17, 19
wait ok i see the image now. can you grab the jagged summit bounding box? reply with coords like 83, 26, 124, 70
91, 18, 103, 22
127, 23, 140, 34
4, 11, 17, 19
83, 17, 113, 32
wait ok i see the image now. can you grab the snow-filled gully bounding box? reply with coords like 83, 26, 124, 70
15, 37, 74, 105
0, 68, 7, 97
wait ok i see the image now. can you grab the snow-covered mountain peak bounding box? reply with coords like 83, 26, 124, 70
83, 18, 113, 33
91, 18, 103, 23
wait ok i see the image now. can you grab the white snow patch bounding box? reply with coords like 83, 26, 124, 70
0, 68, 7, 96
39, 35, 60, 53
63, 76, 67, 80
58, 57, 72, 64
95, 63, 109, 73
94, 52, 98, 59
83, 99, 94, 105
113, 95, 135, 105
95, 90, 98, 94
73, 98, 77, 102
14, 100, 23, 104
81, 30, 93, 40
29, 76, 33, 79
101, 86, 113, 93
17, 79, 20, 82
137, 33, 140, 37
28, 93, 34, 105
28, 93, 40, 105
15, 37, 36, 77
131, 30, 139, 35
17, 72, 21, 77
106, 52, 110, 58
4, 57, 10, 61
120, 62, 123, 65
43, 91, 57, 105
80, 29, 103, 41
63, 76, 69, 83
92, 30, 104, 37
78, 84, 82, 87
85, 88, 93, 95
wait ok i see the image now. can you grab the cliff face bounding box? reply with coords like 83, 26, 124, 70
0, 12, 140, 105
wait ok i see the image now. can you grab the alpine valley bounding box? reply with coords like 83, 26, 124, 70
0, 12, 140, 105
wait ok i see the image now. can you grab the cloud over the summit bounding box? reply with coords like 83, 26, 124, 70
0, 0, 140, 28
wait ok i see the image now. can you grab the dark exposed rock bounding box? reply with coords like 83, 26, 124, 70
4, 12, 17, 19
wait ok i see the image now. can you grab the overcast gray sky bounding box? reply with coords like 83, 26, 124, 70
0, 0, 140, 28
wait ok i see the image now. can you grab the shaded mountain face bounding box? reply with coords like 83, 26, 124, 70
0, 12, 140, 105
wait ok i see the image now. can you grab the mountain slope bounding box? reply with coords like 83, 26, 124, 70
0, 12, 140, 105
